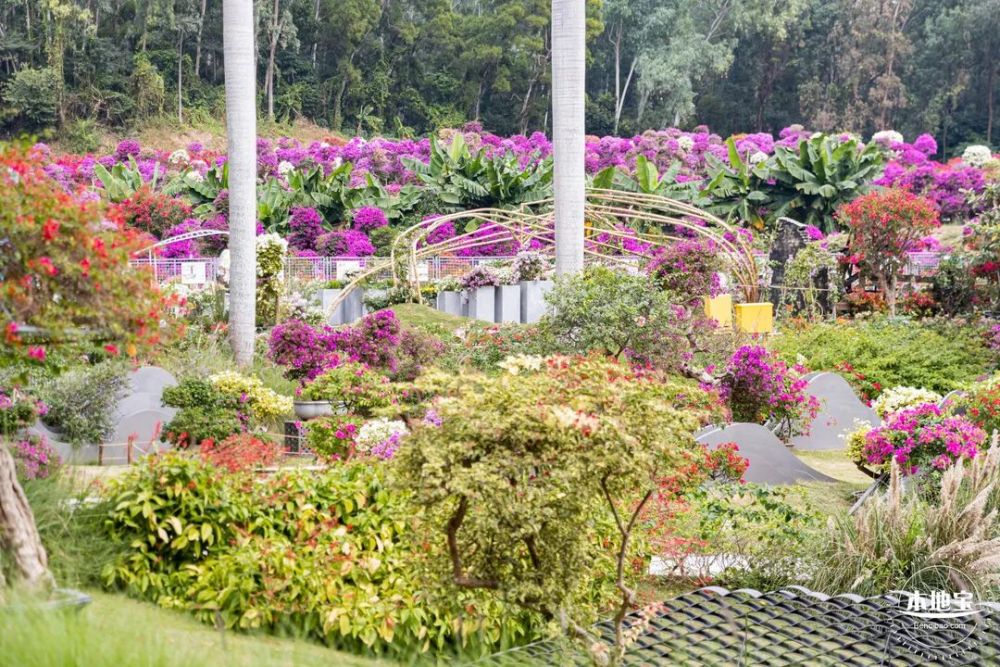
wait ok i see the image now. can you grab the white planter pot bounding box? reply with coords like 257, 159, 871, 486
293, 400, 333, 420
320, 289, 346, 326
495, 285, 521, 323
436, 290, 463, 317
520, 279, 553, 323
466, 286, 496, 322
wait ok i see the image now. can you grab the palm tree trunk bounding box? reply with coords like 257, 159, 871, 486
0, 443, 53, 591
224, 0, 258, 368
552, 0, 585, 276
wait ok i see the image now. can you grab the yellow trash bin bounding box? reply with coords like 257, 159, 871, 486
734, 302, 774, 334
703, 294, 733, 328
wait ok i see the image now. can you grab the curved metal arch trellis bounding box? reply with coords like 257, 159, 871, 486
324, 190, 760, 320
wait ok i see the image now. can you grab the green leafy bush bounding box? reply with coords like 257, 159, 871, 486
101, 454, 536, 658
39, 361, 129, 446
394, 355, 719, 660
2, 66, 60, 131
301, 362, 395, 415
770, 318, 992, 397
678, 483, 820, 590
161, 379, 241, 447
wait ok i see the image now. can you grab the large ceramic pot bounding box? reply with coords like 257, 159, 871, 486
293, 400, 334, 420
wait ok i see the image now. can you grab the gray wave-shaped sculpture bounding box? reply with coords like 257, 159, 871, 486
27, 366, 178, 465
697, 423, 835, 484
790, 372, 881, 451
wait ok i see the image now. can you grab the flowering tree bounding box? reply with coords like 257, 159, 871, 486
0, 149, 179, 593
838, 189, 939, 315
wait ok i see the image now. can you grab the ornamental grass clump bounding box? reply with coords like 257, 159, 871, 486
813, 445, 1000, 596
394, 354, 719, 664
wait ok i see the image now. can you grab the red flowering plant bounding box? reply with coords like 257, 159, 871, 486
835, 361, 883, 404
0, 148, 182, 369
200, 433, 282, 473
837, 189, 939, 315
110, 185, 192, 238
959, 377, 1000, 439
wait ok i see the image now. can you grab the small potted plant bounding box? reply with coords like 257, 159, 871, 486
435, 277, 464, 316
293, 383, 335, 420
512, 251, 553, 323
461, 266, 501, 322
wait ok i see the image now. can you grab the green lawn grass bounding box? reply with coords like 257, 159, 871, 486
389, 303, 469, 336
0, 590, 381, 667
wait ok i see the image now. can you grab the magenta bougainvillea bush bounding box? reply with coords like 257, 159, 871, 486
860, 403, 986, 474
12, 434, 61, 480
718, 345, 819, 440
268, 310, 439, 383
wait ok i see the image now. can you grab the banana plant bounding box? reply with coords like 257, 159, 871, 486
769, 134, 884, 232
92, 156, 161, 202
165, 161, 228, 216
403, 134, 552, 211
702, 138, 787, 228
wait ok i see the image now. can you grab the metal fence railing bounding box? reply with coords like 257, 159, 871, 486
129, 251, 947, 287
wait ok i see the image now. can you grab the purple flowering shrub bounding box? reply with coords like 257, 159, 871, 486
646, 238, 725, 304
13, 434, 60, 480
860, 403, 986, 474
268, 318, 341, 381
315, 229, 375, 256
352, 206, 389, 231
269, 310, 437, 382
287, 206, 325, 252
719, 346, 819, 440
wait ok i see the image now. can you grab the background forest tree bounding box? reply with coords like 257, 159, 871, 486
1, 0, 998, 154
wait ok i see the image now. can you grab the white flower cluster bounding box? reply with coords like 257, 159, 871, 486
677, 136, 694, 152
498, 354, 546, 375
963, 145, 993, 168
356, 418, 409, 453
871, 386, 943, 418
871, 130, 903, 146
256, 233, 288, 253
748, 151, 768, 165
169, 149, 190, 164
277, 160, 295, 176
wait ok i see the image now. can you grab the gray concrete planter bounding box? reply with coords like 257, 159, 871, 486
320, 289, 346, 326
436, 290, 464, 317
519, 279, 553, 323
466, 286, 496, 322
293, 400, 334, 420
495, 284, 521, 323
360, 288, 387, 316
341, 289, 364, 324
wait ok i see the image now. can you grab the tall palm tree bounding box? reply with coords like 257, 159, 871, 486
552, 0, 586, 276
223, 0, 257, 367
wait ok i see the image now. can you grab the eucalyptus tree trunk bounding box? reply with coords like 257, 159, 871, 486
552, 0, 586, 276
224, 0, 258, 368
0, 443, 53, 593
